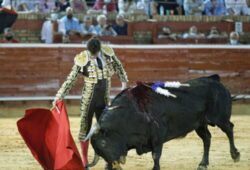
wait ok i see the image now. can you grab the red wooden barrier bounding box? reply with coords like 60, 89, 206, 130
0, 45, 249, 97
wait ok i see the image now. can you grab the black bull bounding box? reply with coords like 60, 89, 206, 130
88, 75, 240, 170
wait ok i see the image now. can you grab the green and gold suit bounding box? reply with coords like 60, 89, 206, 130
53, 45, 128, 140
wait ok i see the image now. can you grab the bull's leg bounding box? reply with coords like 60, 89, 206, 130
105, 163, 114, 170
152, 144, 163, 170
105, 163, 122, 170
195, 126, 211, 170
218, 121, 240, 162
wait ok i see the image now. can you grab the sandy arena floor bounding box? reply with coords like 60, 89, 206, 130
0, 115, 249, 170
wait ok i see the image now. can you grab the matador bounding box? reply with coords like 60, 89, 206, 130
52, 38, 128, 168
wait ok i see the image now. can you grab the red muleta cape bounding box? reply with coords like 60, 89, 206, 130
17, 100, 84, 170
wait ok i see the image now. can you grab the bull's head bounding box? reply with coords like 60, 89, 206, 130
85, 105, 128, 168
91, 127, 127, 165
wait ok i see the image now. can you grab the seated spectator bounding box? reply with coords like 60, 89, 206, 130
55, 0, 70, 12
16, 0, 40, 12
176, 0, 184, 14
39, 0, 55, 13
112, 14, 128, 35
41, 13, 58, 44
1, 0, 11, 9
183, 0, 204, 15
225, 0, 250, 15
119, 0, 154, 15
158, 26, 178, 40
118, 0, 137, 15
80, 16, 97, 35
136, 0, 154, 16
182, 26, 205, 38
60, 7, 81, 35
206, 26, 228, 39
229, 31, 240, 45
204, 0, 226, 16
153, 0, 180, 15
70, 0, 88, 13
88, 0, 117, 14
86, 0, 95, 6
95, 14, 117, 36
1, 27, 18, 43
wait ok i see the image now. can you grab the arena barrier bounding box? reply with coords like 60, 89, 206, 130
0, 44, 250, 101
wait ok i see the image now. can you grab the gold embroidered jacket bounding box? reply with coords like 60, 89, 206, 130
53, 45, 128, 103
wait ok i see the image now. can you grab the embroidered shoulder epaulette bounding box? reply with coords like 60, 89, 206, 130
74, 50, 89, 67
101, 45, 115, 56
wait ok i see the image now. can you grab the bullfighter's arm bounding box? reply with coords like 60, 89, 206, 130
101, 45, 128, 83
52, 64, 80, 106
53, 51, 88, 106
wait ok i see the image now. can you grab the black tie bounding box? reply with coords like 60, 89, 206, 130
96, 57, 103, 70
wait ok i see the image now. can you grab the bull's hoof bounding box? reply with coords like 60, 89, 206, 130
105, 164, 123, 170
232, 151, 240, 162
197, 165, 207, 170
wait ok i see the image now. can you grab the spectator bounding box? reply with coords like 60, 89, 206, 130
225, 0, 250, 15
136, 0, 154, 16
70, 0, 88, 13
206, 26, 228, 39
39, 0, 55, 13
158, 26, 178, 40
95, 14, 117, 36
112, 14, 128, 35
60, 7, 81, 35
16, 0, 40, 12
55, 0, 70, 12
176, 0, 184, 14
118, 0, 136, 15
1, 27, 19, 43
86, 0, 95, 6
182, 26, 205, 38
88, 0, 117, 14
183, 0, 204, 15
204, 0, 226, 16
41, 13, 65, 43
80, 16, 97, 35
153, 0, 180, 15
1, 0, 11, 9
229, 31, 240, 45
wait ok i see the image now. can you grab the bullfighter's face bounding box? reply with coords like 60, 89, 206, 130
91, 129, 127, 167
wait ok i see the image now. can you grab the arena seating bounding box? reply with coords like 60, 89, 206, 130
7, 14, 250, 44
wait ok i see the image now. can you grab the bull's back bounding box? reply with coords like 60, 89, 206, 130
148, 75, 231, 142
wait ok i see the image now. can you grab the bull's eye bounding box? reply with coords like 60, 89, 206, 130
101, 139, 106, 147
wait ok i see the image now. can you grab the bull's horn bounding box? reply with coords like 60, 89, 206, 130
107, 105, 120, 111
84, 123, 100, 141
87, 153, 100, 167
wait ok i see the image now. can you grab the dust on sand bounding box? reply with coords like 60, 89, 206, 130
0, 115, 249, 170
